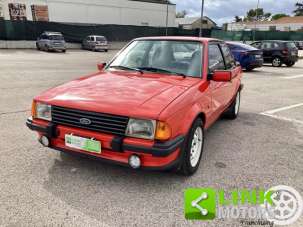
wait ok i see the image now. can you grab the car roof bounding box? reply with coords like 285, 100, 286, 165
134, 36, 220, 43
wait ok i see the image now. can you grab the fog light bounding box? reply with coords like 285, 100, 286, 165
129, 155, 141, 169
40, 136, 50, 147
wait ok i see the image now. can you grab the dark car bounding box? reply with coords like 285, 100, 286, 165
294, 41, 303, 50
36, 32, 66, 52
226, 42, 263, 71
251, 40, 298, 67
82, 35, 109, 52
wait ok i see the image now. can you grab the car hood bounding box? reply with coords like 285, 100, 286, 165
35, 71, 199, 119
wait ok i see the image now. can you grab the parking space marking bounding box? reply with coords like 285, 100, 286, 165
281, 74, 303, 79
260, 103, 303, 125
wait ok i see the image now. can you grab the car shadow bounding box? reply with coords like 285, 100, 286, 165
42, 112, 299, 224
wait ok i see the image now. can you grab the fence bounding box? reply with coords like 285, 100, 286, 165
211, 30, 303, 41
0, 20, 212, 42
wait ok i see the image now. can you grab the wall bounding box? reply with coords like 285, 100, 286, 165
1, 0, 176, 27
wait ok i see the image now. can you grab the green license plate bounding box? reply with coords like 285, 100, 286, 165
65, 134, 101, 154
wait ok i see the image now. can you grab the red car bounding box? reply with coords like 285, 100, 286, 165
27, 37, 243, 175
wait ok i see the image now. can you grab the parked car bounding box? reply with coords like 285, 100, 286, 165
251, 40, 298, 67
26, 37, 243, 176
294, 41, 303, 50
36, 32, 66, 52
226, 41, 263, 71
82, 35, 109, 52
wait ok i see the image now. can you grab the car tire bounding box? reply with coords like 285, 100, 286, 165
245, 67, 253, 72
272, 57, 282, 67
224, 91, 241, 120
286, 61, 295, 67
62, 49, 66, 53
178, 118, 204, 176
105, 49, 108, 52
36, 43, 40, 51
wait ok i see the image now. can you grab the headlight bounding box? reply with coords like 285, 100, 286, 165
34, 102, 52, 121
126, 118, 156, 140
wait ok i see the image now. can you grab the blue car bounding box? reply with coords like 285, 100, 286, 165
226, 42, 263, 71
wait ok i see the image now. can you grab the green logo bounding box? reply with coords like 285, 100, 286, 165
184, 188, 274, 220
184, 188, 216, 220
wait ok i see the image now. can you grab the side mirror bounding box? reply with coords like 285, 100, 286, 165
97, 63, 106, 71
210, 70, 232, 82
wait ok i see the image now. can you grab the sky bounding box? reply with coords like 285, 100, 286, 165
170, 0, 299, 25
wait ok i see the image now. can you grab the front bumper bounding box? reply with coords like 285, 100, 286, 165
26, 118, 184, 170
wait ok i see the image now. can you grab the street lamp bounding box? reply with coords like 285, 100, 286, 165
253, 0, 260, 41
165, 0, 169, 36
199, 0, 205, 37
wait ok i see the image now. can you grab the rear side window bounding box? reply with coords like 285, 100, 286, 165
261, 42, 272, 49
220, 43, 235, 69
208, 44, 225, 72
271, 42, 280, 48
96, 37, 106, 42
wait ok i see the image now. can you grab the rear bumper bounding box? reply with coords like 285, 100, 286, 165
26, 118, 184, 170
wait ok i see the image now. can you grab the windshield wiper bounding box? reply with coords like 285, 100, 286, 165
109, 65, 143, 74
138, 67, 186, 78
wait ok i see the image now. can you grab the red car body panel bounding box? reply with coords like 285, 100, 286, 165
27, 37, 243, 170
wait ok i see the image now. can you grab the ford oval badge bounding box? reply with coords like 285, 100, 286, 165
79, 118, 92, 125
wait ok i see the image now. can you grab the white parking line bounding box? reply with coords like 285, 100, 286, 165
260, 103, 303, 125
281, 74, 303, 79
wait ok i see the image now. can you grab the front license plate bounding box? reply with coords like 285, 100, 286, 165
255, 55, 262, 58
291, 52, 297, 56
65, 134, 101, 154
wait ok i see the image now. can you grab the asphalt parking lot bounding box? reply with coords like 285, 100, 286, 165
0, 49, 302, 226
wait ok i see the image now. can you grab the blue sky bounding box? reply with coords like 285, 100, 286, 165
170, 0, 299, 25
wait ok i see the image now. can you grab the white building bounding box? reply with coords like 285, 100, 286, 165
0, 0, 176, 27
227, 16, 303, 32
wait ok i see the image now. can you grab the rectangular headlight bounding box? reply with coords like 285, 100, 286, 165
36, 102, 52, 121
126, 118, 156, 140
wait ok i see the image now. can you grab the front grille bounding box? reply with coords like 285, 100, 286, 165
52, 106, 129, 136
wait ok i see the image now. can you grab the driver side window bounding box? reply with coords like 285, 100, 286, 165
208, 44, 225, 73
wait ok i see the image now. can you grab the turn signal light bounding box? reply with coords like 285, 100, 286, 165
155, 121, 171, 141
31, 101, 36, 118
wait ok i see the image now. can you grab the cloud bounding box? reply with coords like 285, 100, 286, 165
171, 0, 298, 25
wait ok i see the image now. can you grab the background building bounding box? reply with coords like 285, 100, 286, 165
227, 16, 303, 32
0, 0, 176, 27
176, 16, 217, 30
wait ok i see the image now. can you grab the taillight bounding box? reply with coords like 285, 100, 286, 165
282, 49, 289, 55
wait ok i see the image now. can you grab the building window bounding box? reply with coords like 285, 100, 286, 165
269, 26, 276, 31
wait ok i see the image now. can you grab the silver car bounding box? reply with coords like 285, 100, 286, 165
82, 35, 109, 52
36, 32, 66, 52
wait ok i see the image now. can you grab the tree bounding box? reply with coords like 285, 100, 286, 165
271, 13, 289, 21
234, 16, 243, 22
293, 2, 303, 16
176, 10, 187, 18
244, 8, 271, 21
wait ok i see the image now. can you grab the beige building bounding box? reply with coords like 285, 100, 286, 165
176, 16, 217, 30
227, 16, 303, 32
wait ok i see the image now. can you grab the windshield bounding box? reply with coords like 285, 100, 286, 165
49, 35, 64, 41
96, 37, 106, 42
108, 40, 203, 78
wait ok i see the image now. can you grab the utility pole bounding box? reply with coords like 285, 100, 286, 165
253, 0, 260, 41
199, 0, 205, 37
165, 0, 169, 36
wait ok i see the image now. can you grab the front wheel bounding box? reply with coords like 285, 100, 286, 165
179, 118, 204, 176
272, 57, 282, 67
224, 91, 241, 120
